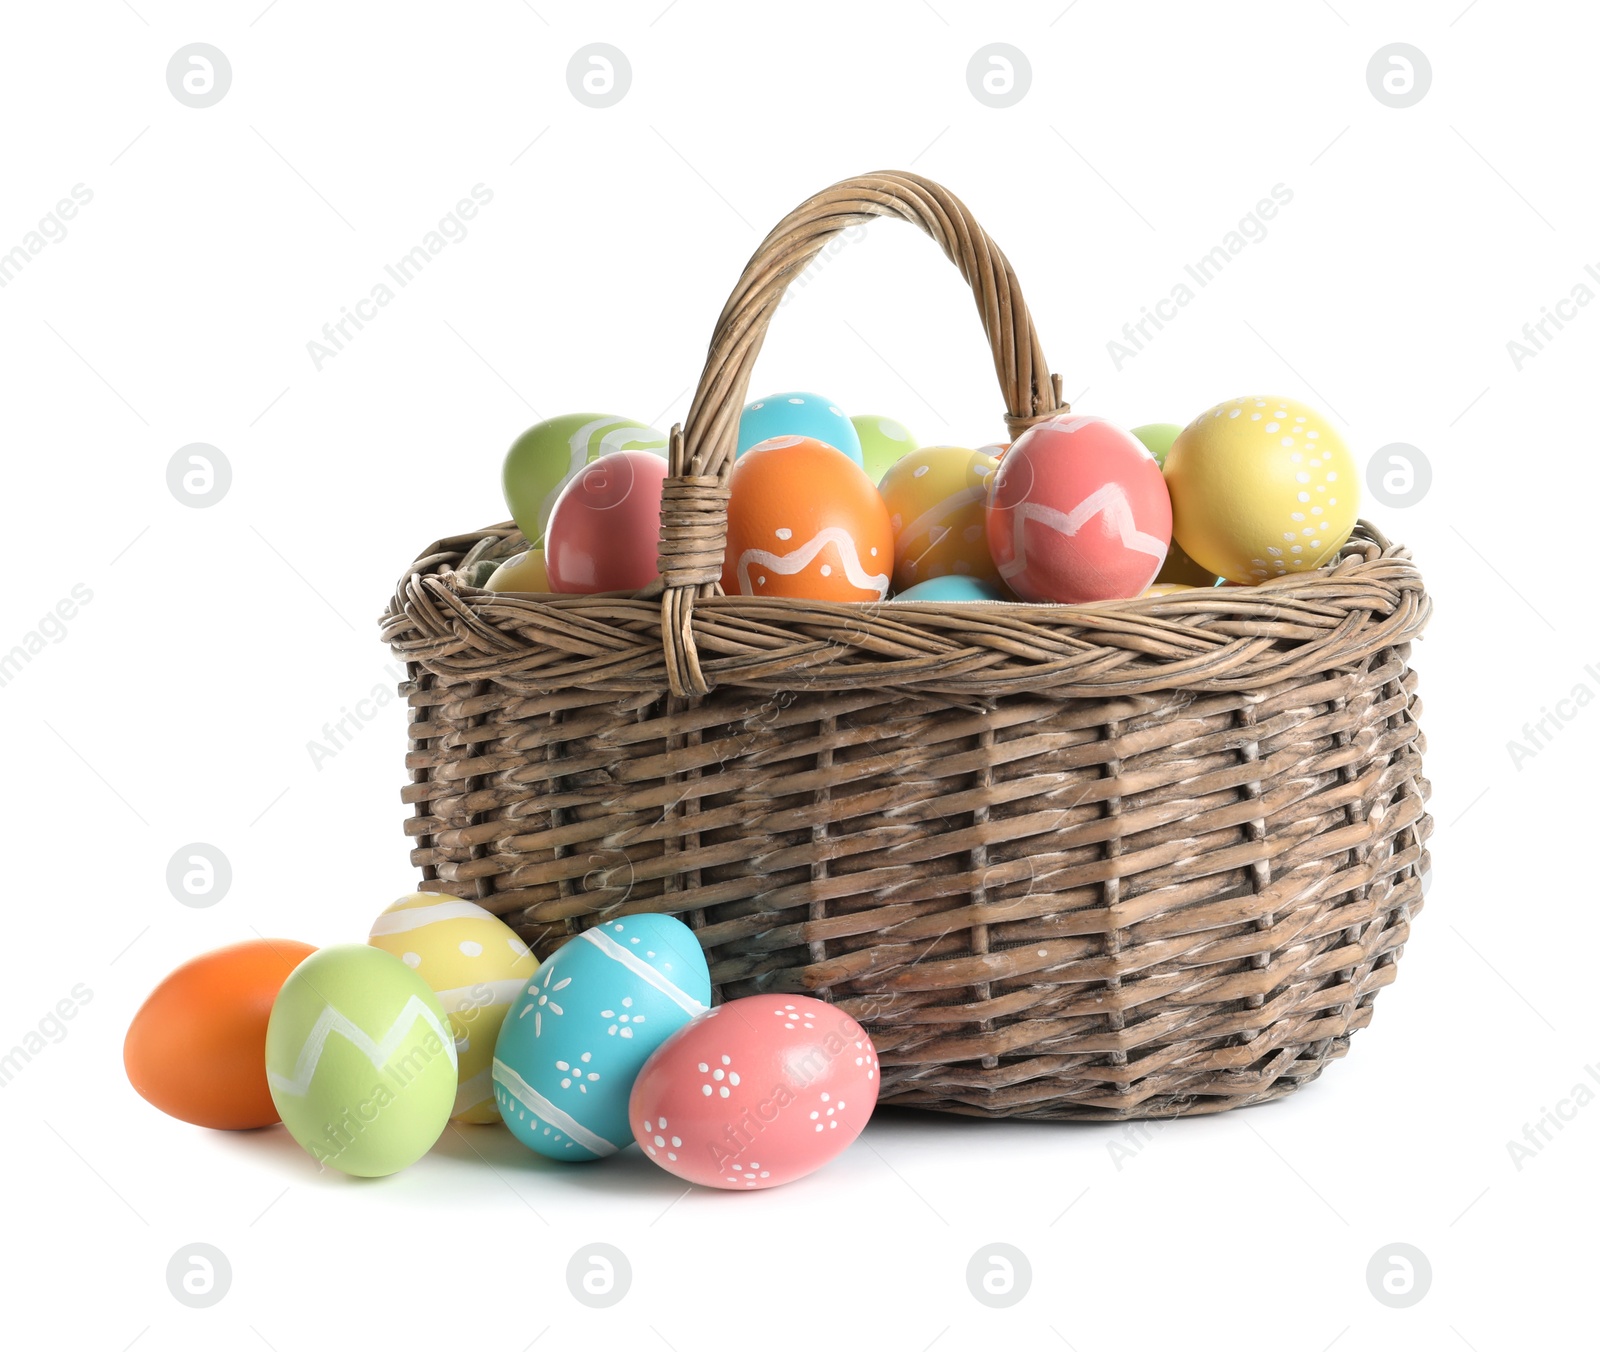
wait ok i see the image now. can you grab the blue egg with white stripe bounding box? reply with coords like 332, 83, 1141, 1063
736, 390, 864, 465
493, 914, 711, 1161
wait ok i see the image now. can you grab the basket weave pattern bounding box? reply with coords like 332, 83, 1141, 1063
382, 173, 1431, 1120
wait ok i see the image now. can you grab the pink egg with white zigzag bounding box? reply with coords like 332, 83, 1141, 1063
985, 415, 1172, 603
722, 435, 893, 603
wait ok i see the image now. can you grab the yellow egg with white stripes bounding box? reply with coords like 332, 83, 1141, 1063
368, 893, 537, 1123
878, 444, 1002, 591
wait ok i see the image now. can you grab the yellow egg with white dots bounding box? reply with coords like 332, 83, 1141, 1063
1164, 395, 1358, 585
368, 893, 538, 1123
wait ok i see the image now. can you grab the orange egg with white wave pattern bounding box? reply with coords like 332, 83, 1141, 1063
722, 436, 894, 603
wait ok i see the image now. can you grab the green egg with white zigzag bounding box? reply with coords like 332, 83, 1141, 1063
502, 413, 668, 548
266, 944, 457, 1177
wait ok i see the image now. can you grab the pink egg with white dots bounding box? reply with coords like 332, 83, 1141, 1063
628, 995, 879, 1190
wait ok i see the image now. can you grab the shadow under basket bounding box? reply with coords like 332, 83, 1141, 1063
380, 171, 1433, 1121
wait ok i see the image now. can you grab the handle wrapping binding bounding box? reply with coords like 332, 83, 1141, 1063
658, 171, 1066, 696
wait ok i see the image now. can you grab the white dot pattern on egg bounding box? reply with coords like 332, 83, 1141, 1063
629, 994, 881, 1190
736, 391, 864, 465
367, 893, 538, 1122
493, 914, 711, 1161
733, 526, 890, 600
1169, 396, 1356, 580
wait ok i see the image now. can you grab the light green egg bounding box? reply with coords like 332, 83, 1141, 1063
851, 414, 918, 487
266, 945, 457, 1178
502, 413, 668, 547
1130, 422, 1182, 468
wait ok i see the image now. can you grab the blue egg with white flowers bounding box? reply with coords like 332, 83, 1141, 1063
493, 913, 711, 1161
892, 576, 1007, 602
736, 391, 863, 465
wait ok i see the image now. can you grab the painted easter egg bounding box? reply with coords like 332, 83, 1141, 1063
722, 435, 893, 602
266, 944, 456, 1177
368, 893, 537, 1123
544, 450, 670, 594
493, 914, 711, 1161
502, 414, 667, 548
485, 549, 548, 593
986, 415, 1171, 603
1132, 420, 1201, 583
1165, 396, 1357, 584
879, 444, 1002, 591
1155, 536, 1220, 588
851, 414, 917, 485
124, 939, 316, 1130
1131, 422, 1183, 467
892, 575, 1007, 602
737, 392, 863, 466
1141, 583, 1195, 596
629, 995, 879, 1190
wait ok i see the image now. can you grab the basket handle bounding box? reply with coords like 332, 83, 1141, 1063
657, 169, 1067, 697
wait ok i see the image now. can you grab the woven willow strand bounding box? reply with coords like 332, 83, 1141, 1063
660, 170, 1068, 697
382, 170, 1432, 1121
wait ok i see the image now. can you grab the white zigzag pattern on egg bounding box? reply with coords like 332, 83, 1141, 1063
537, 416, 663, 527
1049, 415, 1105, 435
895, 484, 986, 560
267, 996, 457, 1098
735, 526, 890, 598
998, 483, 1167, 582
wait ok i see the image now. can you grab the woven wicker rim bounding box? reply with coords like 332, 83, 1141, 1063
657, 170, 1070, 696
387, 171, 1429, 702
379, 171, 1434, 1121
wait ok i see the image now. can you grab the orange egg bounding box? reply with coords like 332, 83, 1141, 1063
722, 435, 893, 602
124, 938, 316, 1129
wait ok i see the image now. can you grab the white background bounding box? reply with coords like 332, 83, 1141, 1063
1, 1, 1592, 1347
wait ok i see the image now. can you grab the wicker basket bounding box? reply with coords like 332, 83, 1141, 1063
382, 171, 1432, 1121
